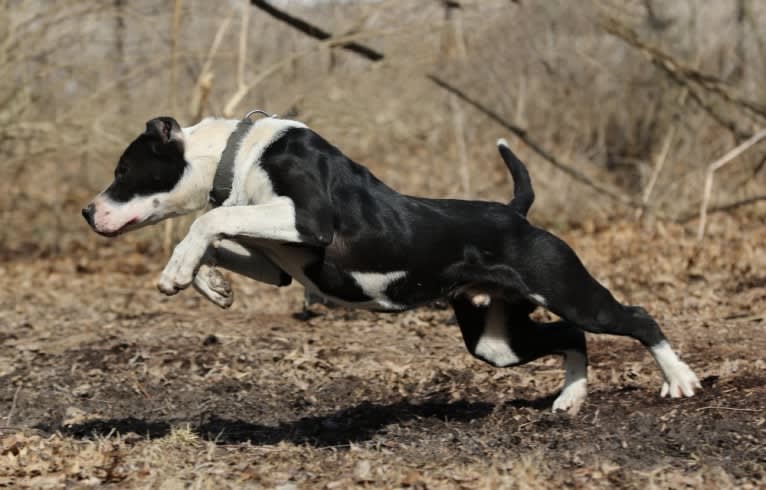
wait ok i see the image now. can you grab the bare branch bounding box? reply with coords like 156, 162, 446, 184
680, 194, 766, 223
4, 385, 21, 426
190, 12, 235, 120
238, 2, 250, 90
427, 75, 635, 207
640, 88, 688, 212
250, 0, 384, 61
601, 15, 760, 140
247, 0, 636, 209
697, 127, 766, 241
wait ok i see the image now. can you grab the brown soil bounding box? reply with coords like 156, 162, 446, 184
0, 214, 764, 488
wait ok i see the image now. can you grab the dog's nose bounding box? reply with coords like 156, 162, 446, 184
82, 203, 95, 226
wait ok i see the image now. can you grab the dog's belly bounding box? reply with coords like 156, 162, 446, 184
259, 242, 448, 312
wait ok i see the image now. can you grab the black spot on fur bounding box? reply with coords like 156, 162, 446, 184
105, 117, 187, 203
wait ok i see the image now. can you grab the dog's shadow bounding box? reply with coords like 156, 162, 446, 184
57, 398, 498, 446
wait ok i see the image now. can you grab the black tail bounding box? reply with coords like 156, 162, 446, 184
497, 138, 534, 216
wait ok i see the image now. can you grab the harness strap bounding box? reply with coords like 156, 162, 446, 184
209, 118, 253, 207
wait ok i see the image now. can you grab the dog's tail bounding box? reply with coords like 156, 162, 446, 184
496, 138, 534, 216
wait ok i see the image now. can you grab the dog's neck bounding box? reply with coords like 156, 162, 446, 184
179, 118, 239, 210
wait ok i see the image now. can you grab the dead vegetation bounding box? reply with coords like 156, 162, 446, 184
3, 0, 766, 256
1, 0, 766, 487
1, 214, 765, 488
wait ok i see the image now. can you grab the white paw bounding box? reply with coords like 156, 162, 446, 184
193, 264, 233, 308
470, 293, 491, 307
158, 236, 207, 295
660, 361, 701, 398
651, 342, 701, 398
552, 379, 587, 415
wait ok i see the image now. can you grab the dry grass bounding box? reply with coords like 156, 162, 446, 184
1, 214, 765, 488
0, 431, 752, 488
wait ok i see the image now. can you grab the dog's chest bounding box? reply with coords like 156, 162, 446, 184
224, 120, 307, 206
239, 165, 275, 204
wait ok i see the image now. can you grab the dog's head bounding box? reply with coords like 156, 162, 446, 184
82, 117, 205, 236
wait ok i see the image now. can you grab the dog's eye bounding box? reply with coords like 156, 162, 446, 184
162, 120, 172, 140
150, 142, 170, 155
115, 167, 128, 180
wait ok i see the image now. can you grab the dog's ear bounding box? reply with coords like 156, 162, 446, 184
145, 117, 183, 146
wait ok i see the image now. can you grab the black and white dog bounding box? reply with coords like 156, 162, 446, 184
82, 114, 700, 414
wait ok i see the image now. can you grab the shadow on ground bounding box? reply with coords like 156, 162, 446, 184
53, 398, 497, 446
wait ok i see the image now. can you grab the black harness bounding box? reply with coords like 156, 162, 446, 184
209, 110, 277, 207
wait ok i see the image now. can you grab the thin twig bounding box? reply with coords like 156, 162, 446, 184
170, 0, 183, 114
601, 16, 766, 120
238, 2, 250, 91
719, 313, 766, 323
444, 3, 470, 197
695, 406, 761, 412
679, 194, 766, 223
697, 127, 766, 241
190, 12, 234, 120
248, 0, 638, 209
601, 15, 757, 141
427, 75, 636, 207
641, 88, 688, 209
5, 385, 21, 426
223, 24, 444, 117
165, 0, 184, 256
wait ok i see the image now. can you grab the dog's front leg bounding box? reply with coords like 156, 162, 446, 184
158, 197, 310, 295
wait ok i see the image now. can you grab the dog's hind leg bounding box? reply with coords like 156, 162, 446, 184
193, 240, 292, 308
210, 240, 291, 287
451, 296, 588, 414
159, 197, 321, 295
193, 264, 234, 308
515, 229, 700, 398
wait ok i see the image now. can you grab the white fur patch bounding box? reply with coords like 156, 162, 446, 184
227, 118, 307, 206
91, 193, 158, 235
552, 349, 588, 414
158, 197, 303, 295
194, 196, 302, 243
474, 302, 519, 367
182, 118, 238, 163
350, 270, 407, 310
497, 138, 509, 148
529, 293, 547, 306
471, 293, 491, 307
651, 341, 701, 398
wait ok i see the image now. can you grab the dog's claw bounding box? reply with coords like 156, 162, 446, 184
552, 379, 587, 415
660, 362, 701, 398
193, 264, 233, 308
157, 270, 193, 295
157, 281, 180, 295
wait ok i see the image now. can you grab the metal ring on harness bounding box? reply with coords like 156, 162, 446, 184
243, 109, 277, 120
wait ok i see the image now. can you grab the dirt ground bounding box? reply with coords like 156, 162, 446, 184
1, 212, 764, 488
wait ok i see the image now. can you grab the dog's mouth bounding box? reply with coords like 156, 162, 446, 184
94, 217, 139, 237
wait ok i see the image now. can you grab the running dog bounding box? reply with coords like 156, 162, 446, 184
82, 114, 701, 414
